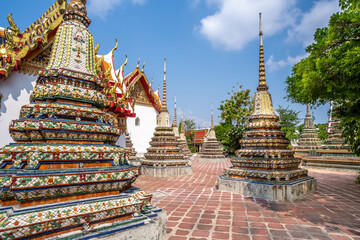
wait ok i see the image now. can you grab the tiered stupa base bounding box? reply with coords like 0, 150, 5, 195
0, 186, 167, 239
53, 202, 166, 240
301, 155, 360, 171
142, 125, 193, 177
299, 136, 360, 171
218, 175, 316, 201
199, 137, 226, 162
129, 158, 141, 166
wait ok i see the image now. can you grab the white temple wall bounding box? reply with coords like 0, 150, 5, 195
127, 104, 158, 157
116, 133, 126, 148
0, 72, 37, 147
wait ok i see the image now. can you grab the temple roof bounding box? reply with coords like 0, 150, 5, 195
0, 0, 66, 79
100, 52, 162, 113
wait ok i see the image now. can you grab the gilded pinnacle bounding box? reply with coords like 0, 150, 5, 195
162, 58, 168, 112
174, 95, 177, 126
211, 104, 214, 129
257, 12, 268, 92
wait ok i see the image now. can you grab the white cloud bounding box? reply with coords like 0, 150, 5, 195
87, 0, 146, 18
287, 0, 339, 47
178, 108, 209, 129
266, 54, 308, 71
197, 0, 298, 51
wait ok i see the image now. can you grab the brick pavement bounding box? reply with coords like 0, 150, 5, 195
134, 157, 360, 240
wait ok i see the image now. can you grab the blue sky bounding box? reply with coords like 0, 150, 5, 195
0, 0, 340, 128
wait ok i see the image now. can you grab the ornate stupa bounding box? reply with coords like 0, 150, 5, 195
321, 102, 349, 154
125, 127, 139, 165
199, 105, 227, 162
294, 104, 322, 156
301, 101, 360, 170
141, 59, 192, 177
218, 13, 316, 201
0, 1, 165, 239
178, 116, 192, 159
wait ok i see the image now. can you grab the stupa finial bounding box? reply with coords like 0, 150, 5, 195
211, 104, 214, 129
174, 95, 177, 126
257, 12, 268, 92
162, 58, 167, 112
306, 104, 310, 116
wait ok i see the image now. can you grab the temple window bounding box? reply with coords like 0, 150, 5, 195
135, 117, 140, 126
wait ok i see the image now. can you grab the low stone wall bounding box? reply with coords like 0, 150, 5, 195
141, 165, 193, 177
198, 157, 228, 163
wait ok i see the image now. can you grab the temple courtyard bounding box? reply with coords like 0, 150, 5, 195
134, 157, 360, 240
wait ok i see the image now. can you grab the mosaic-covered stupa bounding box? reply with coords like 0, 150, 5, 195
199, 105, 227, 162
320, 102, 349, 154
125, 127, 139, 166
178, 117, 192, 159
294, 104, 322, 156
0, 1, 165, 239
301, 101, 360, 170
218, 13, 316, 201
141, 59, 192, 177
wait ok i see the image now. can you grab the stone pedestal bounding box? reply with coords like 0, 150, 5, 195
141, 165, 193, 178
218, 176, 317, 201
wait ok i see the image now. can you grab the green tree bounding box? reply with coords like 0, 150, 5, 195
216, 84, 253, 155
183, 119, 197, 153
316, 123, 329, 142
297, 124, 304, 135
219, 83, 252, 127
276, 105, 301, 143
285, 0, 360, 155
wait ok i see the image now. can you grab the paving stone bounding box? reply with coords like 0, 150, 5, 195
252, 236, 271, 240
192, 230, 210, 237
232, 234, 251, 239
212, 231, 230, 239
178, 223, 195, 230
133, 158, 360, 239
197, 224, 212, 230
215, 225, 230, 232
175, 229, 190, 236
232, 226, 249, 234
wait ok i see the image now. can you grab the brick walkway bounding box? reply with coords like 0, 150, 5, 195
134, 157, 360, 240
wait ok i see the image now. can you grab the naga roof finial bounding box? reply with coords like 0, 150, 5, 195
136, 58, 140, 69
141, 60, 145, 72
111, 39, 118, 57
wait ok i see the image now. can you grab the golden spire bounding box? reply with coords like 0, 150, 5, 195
174, 95, 177, 126
211, 104, 214, 129
257, 12, 268, 92
162, 58, 168, 112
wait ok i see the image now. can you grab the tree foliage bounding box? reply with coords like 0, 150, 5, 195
215, 84, 253, 155
183, 119, 197, 153
285, 0, 360, 155
276, 105, 301, 143
316, 123, 329, 141
219, 83, 253, 127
